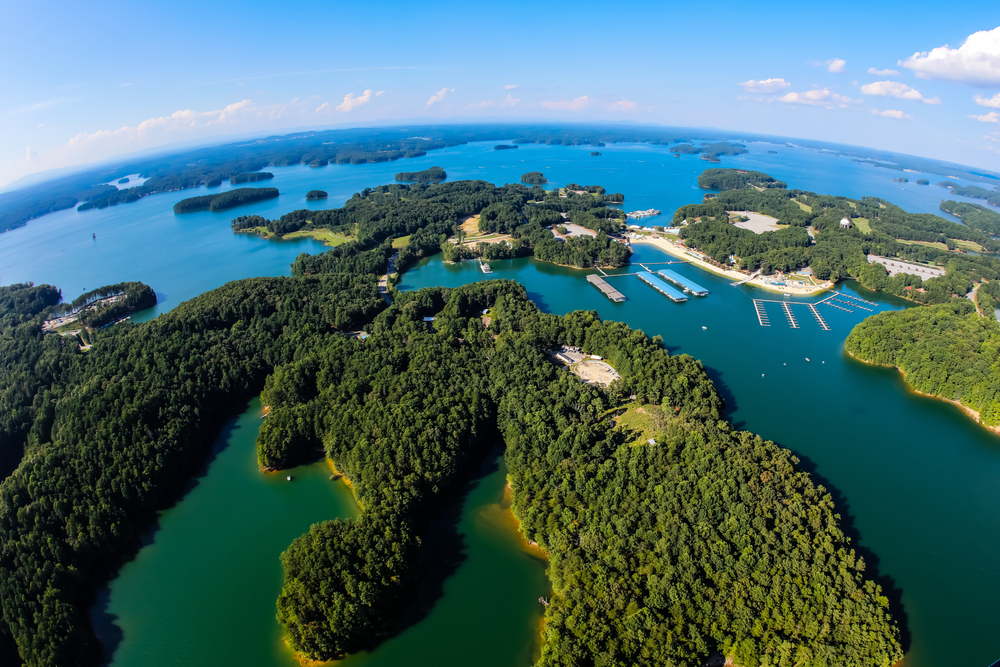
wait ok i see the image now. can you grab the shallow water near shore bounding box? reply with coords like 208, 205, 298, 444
0, 140, 995, 667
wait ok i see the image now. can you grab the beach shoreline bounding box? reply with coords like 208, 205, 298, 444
631, 236, 833, 296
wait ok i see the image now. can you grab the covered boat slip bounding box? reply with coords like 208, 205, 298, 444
637, 272, 688, 302
656, 268, 709, 296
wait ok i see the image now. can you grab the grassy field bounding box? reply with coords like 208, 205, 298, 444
392, 235, 411, 249
611, 403, 664, 447
899, 238, 984, 252
282, 229, 352, 246
460, 215, 481, 235
792, 199, 812, 213
854, 217, 871, 234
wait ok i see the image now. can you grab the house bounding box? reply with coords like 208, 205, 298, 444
840, 218, 852, 229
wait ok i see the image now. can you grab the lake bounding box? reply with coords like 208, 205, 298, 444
3, 140, 999, 667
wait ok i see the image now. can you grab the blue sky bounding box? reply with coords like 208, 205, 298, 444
2, 0, 1000, 187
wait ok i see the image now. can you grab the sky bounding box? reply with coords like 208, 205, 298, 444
2, 0, 1000, 188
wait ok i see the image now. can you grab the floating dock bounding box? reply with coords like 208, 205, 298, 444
637, 272, 688, 302
781, 301, 799, 328
586, 274, 626, 302
657, 269, 709, 296
754, 300, 770, 326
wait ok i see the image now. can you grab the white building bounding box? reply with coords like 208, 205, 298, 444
840, 218, 852, 229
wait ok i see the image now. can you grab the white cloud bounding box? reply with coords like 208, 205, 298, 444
501, 93, 520, 108
315, 102, 330, 113
870, 108, 912, 119
975, 92, 1000, 108
426, 88, 453, 107
859, 80, 940, 104
827, 58, 847, 73
901, 27, 1000, 85
738, 78, 790, 93
7, 97, 79, 116
334, 89, 373, 112
611, 99, 637, 111
504, 84, 518, 89
970, 111, 1000, 123
541, 95, 592, 110
984, 130, 1000, 142
376, 90, 386, 97
26, 146, 37, 161
777, 88, 862, 108
868, 67, 901, 76
468, 100, 493, 108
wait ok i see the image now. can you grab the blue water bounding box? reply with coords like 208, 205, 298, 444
3, 140, 1000, 667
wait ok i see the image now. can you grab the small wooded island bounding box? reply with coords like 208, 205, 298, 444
394, 166, 446, 182
173, 187, 279, 213
306, 190, 328, 200
520, 171, 547, 184
493, 144, 518, 150
230, 172, 274, 184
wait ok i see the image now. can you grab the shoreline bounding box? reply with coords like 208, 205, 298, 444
632, 237, 833, 296
846, 350, 1000, 436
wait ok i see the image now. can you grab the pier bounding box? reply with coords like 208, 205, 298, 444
586, 274, 626, 302
656, 268, 709, 296
754, 300, 770, 326
781, 301, 799, 328
479, 259, 492, 273
637, 272, 688, 302
807, 304, 830, 330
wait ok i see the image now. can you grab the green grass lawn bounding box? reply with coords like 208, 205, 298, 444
392, 235, 411, 248
282, 229, 352, 246
854, 218, 871, 234
611, 403, 664, 447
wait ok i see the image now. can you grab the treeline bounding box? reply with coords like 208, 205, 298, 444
0, 274, 386, 666
940, 200, 1000, 235
521, 171, 547, 184
394, 166, 446, 182
173, 187, 278, 213
698, 168, 787, 190
230, 172, 273, 184
845, 300, 1000, 427
305, 190, 327, 200
266, 280, 902, 666
946, 184, 1000, 206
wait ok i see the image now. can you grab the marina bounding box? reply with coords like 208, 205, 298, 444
637, 272, 688, 302
656, 268, 709, 296
585, 274, 626, 302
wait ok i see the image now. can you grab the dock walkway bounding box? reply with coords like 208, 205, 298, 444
781, 301, 799, 328
754, 300, 770, 326
586, 274, 626, 302
637, 272, 688, 302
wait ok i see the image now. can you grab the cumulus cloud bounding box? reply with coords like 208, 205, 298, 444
826, 58, 847, 73
975, 92, 1000, 108
315, 102, 330, 113
334, 89, 373, 112
611, 99, 637, 111
426, 88, 453, 107
870, 108, 912, 119
860, 80, 940, 104
901, 26, 1000, 85
504, 84, 518, 89
541, 96, 592, 110
868, 67, 901, 76
970, 111, 1000, 123
777, 88, 862, 108
738, 78, 790, 93
468, 100, 493, 108
67, 100, 255, 149
501, 93, 520, 108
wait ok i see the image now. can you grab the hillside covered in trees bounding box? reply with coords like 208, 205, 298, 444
173, 187, 279, 213
394, 166, 446, 182
673, 169, 1000, 302
263, 280, 902, 666
845, 300, 1000, 428
232, 179, 631, 270
698, 168, 787, 190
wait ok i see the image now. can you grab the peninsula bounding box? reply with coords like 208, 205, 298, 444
173, 187, 279, 213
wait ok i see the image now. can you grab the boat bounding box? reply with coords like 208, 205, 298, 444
701, 326, 707, 330
805, 358, 810, 362
286, 476, 292, 481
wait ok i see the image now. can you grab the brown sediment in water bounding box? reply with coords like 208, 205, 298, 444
499, 480, 550, 560
326, 460, 365, 511
847, 350, 1000, 436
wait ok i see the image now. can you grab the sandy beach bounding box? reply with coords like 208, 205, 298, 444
632, 236, 833, 296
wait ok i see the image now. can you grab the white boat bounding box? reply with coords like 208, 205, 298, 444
286, 476, 292, 481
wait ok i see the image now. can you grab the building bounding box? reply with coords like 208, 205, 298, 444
840, 218, 852, 229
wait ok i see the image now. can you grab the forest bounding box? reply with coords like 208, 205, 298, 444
939, 200, 1000, 235
262, 280, 902, 667
845, 300, 1000, 427
945, 184, 1000, 206
394, 166, 446, 182
698, 168, 787, 190
173, 187, 279, 213
674, 169, 1000, 301
230, 172, 274, 184
306, 190, 327, 200
233, 179, 630, 270
521, 171, 547, 184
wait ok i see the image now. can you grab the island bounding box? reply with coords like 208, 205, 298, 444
306, 190, 328, 200
230, 172, 274, 184
493, 144, 518, 150
893, 177, 909, 183
917, 179, 930, 185
173, 187, 279, 213
590, 151, 602, 156
698, 168, 786, 190
394, 166, 446, 182
520, 171, 547, 184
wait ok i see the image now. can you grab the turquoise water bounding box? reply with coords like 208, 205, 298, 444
2, 140, 999, 666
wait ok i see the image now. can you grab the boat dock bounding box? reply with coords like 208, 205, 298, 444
754, 300, 770, 326
807, 304, 830, 330
656, 268, 709, 296
637, 272, 688, 302
479, 259, 492, 273
781, 301, 799, 328
586, 274, 626, 302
